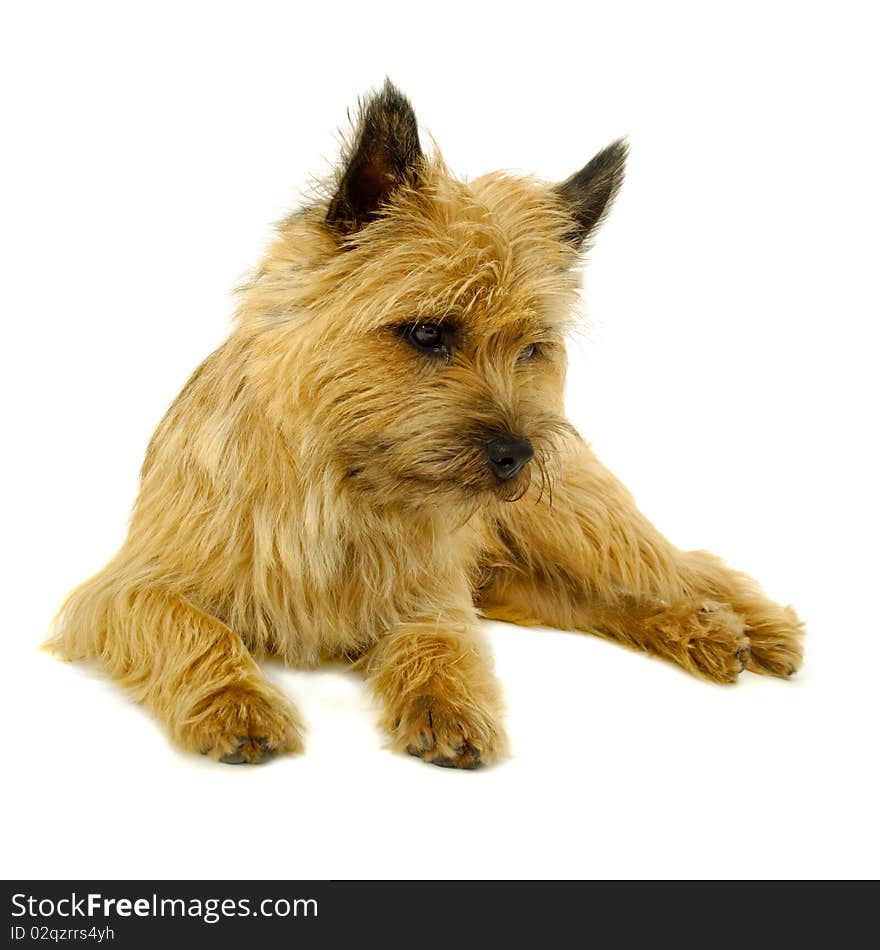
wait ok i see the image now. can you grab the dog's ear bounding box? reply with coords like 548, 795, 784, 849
554, 139, 628, 247
326, 80, 423, 235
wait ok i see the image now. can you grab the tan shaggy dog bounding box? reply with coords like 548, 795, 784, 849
51, 82, 804, 767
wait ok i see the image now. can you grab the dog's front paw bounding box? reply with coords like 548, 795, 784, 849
691, 602, 751, 683
184, 682, 305, 764
657, 600, 751, 683
391, 694, 504, 769
743, 603, 805, 679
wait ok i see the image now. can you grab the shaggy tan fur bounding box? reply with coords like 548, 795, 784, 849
50, 82, 804, 767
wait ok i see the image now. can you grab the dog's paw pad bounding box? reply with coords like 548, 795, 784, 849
188, 683, 304, 764
407, 740, 482, 770
741, 606, 804, 679
220, 749, 248, 765
219, 735, 277, 765
392, 694, 501, 769
678, 601, 750, 683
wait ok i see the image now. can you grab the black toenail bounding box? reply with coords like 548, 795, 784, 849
432, 756, 456, 768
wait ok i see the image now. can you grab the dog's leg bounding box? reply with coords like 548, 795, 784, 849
54, 583, 304, 762
478, 440, 804, 683
364, 618, 506, 769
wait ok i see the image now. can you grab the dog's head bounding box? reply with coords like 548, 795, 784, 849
245, 81, 626, 510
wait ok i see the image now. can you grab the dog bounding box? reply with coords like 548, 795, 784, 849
51, 81, 804, 768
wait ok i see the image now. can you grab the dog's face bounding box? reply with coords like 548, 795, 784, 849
251, 82, 626, 510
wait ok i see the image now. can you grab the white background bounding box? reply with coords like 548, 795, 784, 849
2, 1, 878, 880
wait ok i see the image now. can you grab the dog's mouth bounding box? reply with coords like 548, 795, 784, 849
343, 450, 551, 507
488, 465, 535, 503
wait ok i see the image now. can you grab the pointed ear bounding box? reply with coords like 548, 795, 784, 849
553, 139, 628, 247
326, 80, 423, 234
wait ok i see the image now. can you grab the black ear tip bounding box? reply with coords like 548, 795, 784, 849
610, 137, 629, 163
363, 78, 417, 124
379, 77, 410, 106
554, 136, 630, 246
593, 137, 630, 176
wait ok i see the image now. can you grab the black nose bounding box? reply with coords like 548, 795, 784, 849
486, 434, 534, 481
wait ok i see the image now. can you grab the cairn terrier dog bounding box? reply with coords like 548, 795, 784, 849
52, 81, 804, 767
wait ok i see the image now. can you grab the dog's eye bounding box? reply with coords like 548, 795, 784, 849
520, 343, 539, 361
403, 322, 450, 357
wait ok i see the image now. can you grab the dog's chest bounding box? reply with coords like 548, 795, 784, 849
263, 505, 486, 658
